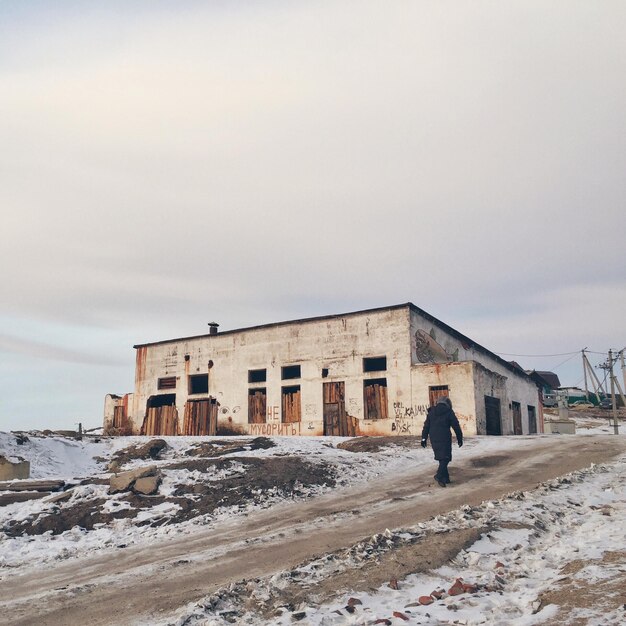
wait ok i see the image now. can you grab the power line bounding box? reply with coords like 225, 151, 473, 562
495, 351, 580, 358
548, 352, 579, 372
495, 348, 618, 358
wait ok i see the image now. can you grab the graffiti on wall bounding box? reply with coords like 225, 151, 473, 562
456, 413, 471, 431
391, 419, 413, 434
414, 328, 459, 364
249, 422, 301, 436
220, 406, 241, 415
164, 347, 178, 369
393, 401, 429, 419
390, 401, 429, 435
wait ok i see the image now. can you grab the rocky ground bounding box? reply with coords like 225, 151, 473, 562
0, 414, 624, 625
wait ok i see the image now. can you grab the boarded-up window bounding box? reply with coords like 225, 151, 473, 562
282, 385, 301, 423
189, 374, 209, 395
158, 377, 176, 390
248, 388, 267, 424
248, 369, 267, 383
363, 356, 387, 372
282, 365, 301, 380
429, 385, 449, 407
363, 378, 388, 420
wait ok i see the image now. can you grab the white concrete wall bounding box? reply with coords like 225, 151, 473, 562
103, 394, 122, 432
409, 310, 540, 435
129, 307, 412, 435
407, 362, 477, 437
120, 305, 540, 437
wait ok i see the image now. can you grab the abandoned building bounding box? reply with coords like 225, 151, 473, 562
104, 303, 543, 438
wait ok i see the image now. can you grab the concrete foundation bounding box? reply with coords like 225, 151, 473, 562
543, 420, 576, 435
0, 456, 31, 480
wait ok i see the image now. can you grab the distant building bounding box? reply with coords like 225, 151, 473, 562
104, 303, 542, 437
526, 370, 561, 407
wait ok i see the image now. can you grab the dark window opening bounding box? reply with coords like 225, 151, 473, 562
282, 385, 301, 423
147, 393, 176, 408
248, 368, 267, 383
363, 356, 387, 372
322, 368, 329, 378
158, 377, 177, 390
189, 374, 209, 395
248, 388, 267, 424
429, 385, 449, 406
363, 378, 388, 420
282, 364, 301, 380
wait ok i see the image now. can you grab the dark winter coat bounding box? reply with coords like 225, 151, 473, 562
421, 404, 463, 461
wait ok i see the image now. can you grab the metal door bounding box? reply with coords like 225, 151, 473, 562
528, 405, 537, 434
485, 395, 502, 435
512, 401, 522, 435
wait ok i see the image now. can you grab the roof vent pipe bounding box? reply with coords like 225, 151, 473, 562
208, 322, 219, 336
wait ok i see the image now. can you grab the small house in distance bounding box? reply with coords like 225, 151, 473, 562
104, 303, 542, 438
526, 370, 561, 407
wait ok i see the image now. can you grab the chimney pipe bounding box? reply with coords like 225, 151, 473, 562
208, 322, 219, 336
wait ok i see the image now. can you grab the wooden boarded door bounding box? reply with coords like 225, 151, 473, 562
429, 385, 449, 407
182, 399, 218, 435
142, 400, 179, 436
248, 388, 267, 424
512, 401, 522, 435
363, 379, 388, 420
112, 405, 131, 434
485, 396, 502, 435
323, 382, 356, 436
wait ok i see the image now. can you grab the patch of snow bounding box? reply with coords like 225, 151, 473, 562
169, 454, 626, 625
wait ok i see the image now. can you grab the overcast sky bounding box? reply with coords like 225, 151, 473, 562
1, 1, 625, 431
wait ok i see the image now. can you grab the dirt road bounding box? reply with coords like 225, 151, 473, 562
2, 435, 624, 625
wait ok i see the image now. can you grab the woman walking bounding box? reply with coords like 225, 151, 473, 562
421, 396, 463, 487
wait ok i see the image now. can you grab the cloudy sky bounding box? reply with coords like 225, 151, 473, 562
1, 1, 625, 431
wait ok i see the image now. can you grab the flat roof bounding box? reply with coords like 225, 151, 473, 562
133, 302, 533, 382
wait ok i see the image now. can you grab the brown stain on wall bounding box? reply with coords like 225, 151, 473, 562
135, 346, 148, 389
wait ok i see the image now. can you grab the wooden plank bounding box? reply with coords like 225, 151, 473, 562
0, 479, 65, 492
0, 492, 50, 506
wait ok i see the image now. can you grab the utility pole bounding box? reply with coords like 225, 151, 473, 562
620, 349, 626, 394
585, 352, 605, 404
608, 350, 619, 435
582, 348, 589, 401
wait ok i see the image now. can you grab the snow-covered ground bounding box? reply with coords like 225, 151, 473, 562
170, 455, 626, 626
0, 432, 436, 573
0, 431, 539, 574
1, 423, 625, 626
